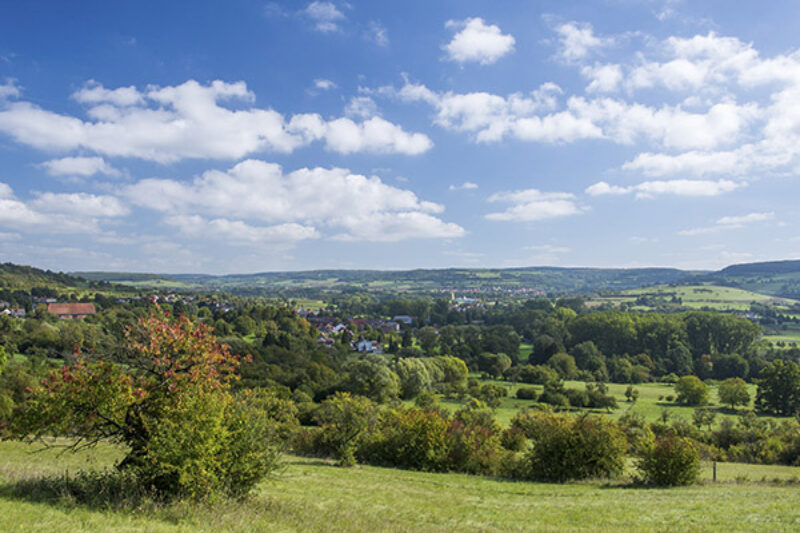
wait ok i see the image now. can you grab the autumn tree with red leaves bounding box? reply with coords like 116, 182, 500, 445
10, 310, 282, 499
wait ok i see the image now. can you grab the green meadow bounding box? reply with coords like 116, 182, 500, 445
2, 440, 800, 532
442, 379, 772, 428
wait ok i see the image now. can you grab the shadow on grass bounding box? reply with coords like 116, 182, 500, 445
0, 469, 165, 513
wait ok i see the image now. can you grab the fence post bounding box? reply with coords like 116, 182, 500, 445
713, 460, 717, 482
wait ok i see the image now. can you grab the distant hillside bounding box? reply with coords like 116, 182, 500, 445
77, 266, 701, 296
0, 263, 120, 293
705, 260, 800, 299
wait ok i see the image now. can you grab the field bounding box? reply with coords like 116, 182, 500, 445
442, 379, 773, 427
2, 440, 800, 532
590, 284, 798, 312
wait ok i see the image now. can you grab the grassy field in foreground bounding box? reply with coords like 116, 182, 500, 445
2, 440, 800, 532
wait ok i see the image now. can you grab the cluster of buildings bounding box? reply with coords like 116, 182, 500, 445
299, 312, 413, 354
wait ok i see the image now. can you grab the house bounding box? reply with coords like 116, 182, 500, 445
47, 302, 96, 320
354, 337, 383, 354
392, 315, 413, 325
1, 307, 26, 318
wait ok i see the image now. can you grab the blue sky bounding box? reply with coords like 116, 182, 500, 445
1, 0, 800, 273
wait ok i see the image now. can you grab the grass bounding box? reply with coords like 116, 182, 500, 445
2, 440, 800, 532
589, 283, 799, 312
443, 379, 773, 428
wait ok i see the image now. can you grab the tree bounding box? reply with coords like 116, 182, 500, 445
718, 377, 750, 410
625, 385, 639, 403
692, 408, 716, 430
342, 355, 400, 403
524, 411, 627, 482
314, 392, 378, 466
755, 359, 800, 416
637, 435, 700, 486
416, 326, 438, 356
11, 311, 281, 499
674, 375, 709, 405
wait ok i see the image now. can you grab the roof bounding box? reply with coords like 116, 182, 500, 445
47, 303, 96, 315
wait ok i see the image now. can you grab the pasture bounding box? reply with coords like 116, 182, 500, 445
2, 440, 800, 532
442, 379, 773, 427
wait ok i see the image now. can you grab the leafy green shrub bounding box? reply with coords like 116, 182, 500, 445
637, 435, 700, 486
618, 412, 655, 455
500, 426, 528, 452
358, 407, 450, 471
314, 392, 379, 466
522, 411, 627, 482
538, 380, 570, 408
516, 387, 538, 400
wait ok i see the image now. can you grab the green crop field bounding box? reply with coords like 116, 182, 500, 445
2, 440, 800, 532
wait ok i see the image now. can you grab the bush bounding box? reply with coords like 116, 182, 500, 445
637, 435, 700, 486
521, 410, 627, 482
314, 392, 379, 466
358, 407, 450, 472
11, 311, 282, 500
516, 387, 538, 400
674, 376, 709, 405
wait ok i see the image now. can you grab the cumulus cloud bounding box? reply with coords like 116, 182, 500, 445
449, 182, 478, 191
31, 192, 129, 217
0, 182, 121, 233
313, 78, 337, 91
72, 80, 144, 106
0, 79, 20, 100
125, 159, 463, 242
678, 211, 775, 235
443, 18, 515, 65
0, 79, 431, 162
40, 156, 122, 178
380, 78, 755, 149
485, 189, 582, 221
586, 179, 744, 199
344, 96, 380, 119
303, 1, 345, 33
554, 22, 614, 62
165, 215, 320, 244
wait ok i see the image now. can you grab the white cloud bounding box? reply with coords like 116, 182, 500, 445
30, 192, 129, 217
125, 159, 463, 242
449, 182, 478, 191
303, 1, 345, 33
382, 79, 753, 149
344, 96, 379, 119
165, 215, 320, 244
40, 156, 122, 178
332, 211, 465, 242
678, 211, 775, 236
443, 18, 515, 65
0, 182, 112, 233
554, 22, 614, 63
584, 181, 630, 195
313, 78, 337, 91
486, 189, 582, 221
366, 21, 389, 46
0, 80, 431, 161
0, 79, 20, 100
72, 80, 144, 106
582, 63, 623, 93
586, 178, 744, 199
